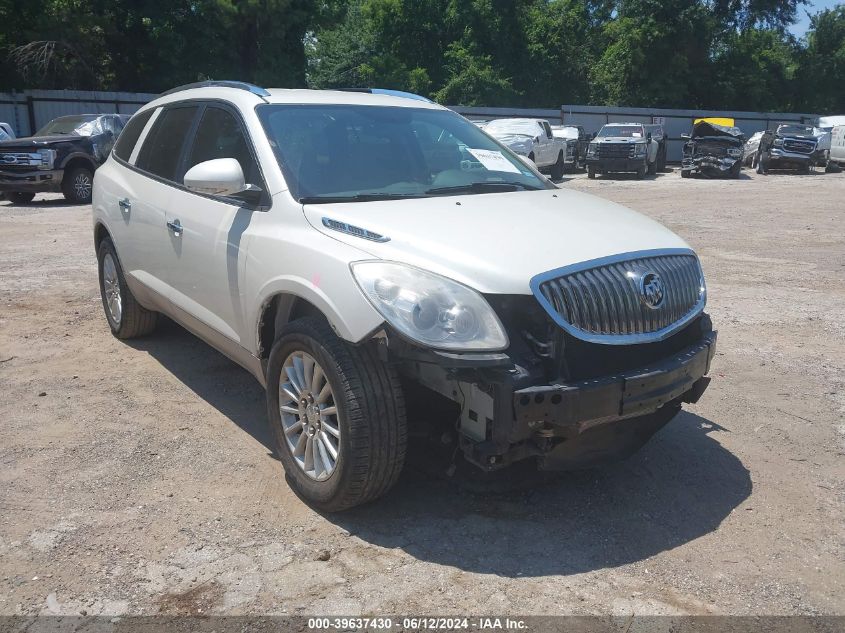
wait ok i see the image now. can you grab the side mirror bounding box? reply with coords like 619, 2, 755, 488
533, 136, 540, 143
591, 132, 597, 139
184, 158, 258, 198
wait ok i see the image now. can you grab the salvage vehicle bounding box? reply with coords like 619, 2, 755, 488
586, 122, 659, 179
680, 120, 744, 178
755, 124, 818, 174
484, 118, 566, 179
742, 130, 764, 167
93, 82, 717, 511
0, 113, 128, 204
551, 125, 589, 171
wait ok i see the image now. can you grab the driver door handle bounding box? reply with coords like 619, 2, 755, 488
166, 219, 183, 236
118, 198, 131, 214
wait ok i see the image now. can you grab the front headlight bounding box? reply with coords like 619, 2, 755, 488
727, 148, 742, 157
36, 149, 55, 169
587, 143, 597, 156
351, 261, 509, 351
773, 138, 784, 147
633, 143, 647, 156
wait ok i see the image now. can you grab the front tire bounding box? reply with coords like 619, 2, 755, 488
550, 152, 564, 180
97, 238, 157, 339
636, 165, 646, 179
266, 317, 407, 512
7, 192, 35, 204
62, 166, 94, 204
587, 166, 596, 179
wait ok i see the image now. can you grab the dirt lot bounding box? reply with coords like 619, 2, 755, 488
1, 168, 843, 617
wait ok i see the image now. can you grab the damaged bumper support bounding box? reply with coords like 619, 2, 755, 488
399, 329, 717, 472
682, 155, 740, 176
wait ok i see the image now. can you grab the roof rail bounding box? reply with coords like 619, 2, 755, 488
160, 81, 270, 98
338, 88, 432, 103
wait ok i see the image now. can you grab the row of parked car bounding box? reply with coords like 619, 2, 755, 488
475, 116, 844, 180
2, 108, 844, 205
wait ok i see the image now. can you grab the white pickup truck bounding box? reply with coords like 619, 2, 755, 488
484, 118, 566, 179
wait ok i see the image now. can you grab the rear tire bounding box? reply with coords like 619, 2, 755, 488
97, 238, 157, 339
266, 317, 407, 512
62, 166, 94, 204
7, 192, 35, 204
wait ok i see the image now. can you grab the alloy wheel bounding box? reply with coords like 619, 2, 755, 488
278, 350, 341, 481
102, 253, 122, 325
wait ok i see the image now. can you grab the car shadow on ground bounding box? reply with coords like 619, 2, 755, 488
126, 317, 278, 460
332, 411, 750, 577
127, 320, 750, 577
0, 197, 80, 209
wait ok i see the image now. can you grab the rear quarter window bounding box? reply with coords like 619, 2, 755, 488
113, 109, 154, 162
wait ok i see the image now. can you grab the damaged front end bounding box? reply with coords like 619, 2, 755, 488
681, 121, 744, 178
381, 250, 717, 472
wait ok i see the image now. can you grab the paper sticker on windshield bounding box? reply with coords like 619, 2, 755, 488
467, 149, 521, 174
632, 132, 642, 137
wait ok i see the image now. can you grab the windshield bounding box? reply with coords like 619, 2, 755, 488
484, 119, 542, 137
257, 105, 550, 202
552, 126, 578, 139
598, 125, 644, 138
777, 124, 814, 136
36, 115, 103, 137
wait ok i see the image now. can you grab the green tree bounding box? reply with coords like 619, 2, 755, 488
796, 5, 845, 112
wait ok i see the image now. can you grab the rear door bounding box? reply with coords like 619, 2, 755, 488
162, 103, 267, 348
120, 104, 200, 298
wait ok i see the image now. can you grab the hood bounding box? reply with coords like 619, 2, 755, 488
596, 136, 647, 144
689, 121, 743, 144
0, 135, 84, 149
490, 133, 534, 147
302, 189, 690, 295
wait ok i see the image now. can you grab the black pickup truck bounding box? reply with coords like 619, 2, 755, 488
0, 114, 128, 204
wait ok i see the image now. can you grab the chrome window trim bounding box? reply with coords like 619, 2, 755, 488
529, 248, 707, 346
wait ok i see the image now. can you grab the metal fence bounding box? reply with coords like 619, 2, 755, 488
0, 90, 158, 137
453, 104, 820, 162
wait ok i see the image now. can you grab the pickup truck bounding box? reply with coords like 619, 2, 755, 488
585, 122, 659, 179
484, 118, 566, 179
0, 113, 128, 204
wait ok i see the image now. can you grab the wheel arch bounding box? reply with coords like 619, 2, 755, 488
93, 221, 111, 249
60, 154, 97, 174
256, 288, 382, 361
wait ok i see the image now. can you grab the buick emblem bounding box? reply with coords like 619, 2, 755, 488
640, 272, 664, 309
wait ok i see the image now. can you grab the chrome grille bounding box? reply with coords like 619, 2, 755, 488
533, 251, 705, 343
596, 143, 634, 159
782, 139, 815, 154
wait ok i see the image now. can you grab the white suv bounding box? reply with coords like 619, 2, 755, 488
93, 82, 717, 511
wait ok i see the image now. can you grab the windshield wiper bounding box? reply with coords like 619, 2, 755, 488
300, 192, 426, 204
425, 181, 542, 195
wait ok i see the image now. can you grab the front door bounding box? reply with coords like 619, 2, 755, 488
163, 104, 266, 348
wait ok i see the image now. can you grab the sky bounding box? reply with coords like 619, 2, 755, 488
789, 0, 842, 37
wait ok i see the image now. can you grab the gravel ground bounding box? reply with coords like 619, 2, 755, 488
0, 168, 843, 617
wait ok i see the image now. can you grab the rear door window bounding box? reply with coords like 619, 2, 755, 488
136, 105, 199, 182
